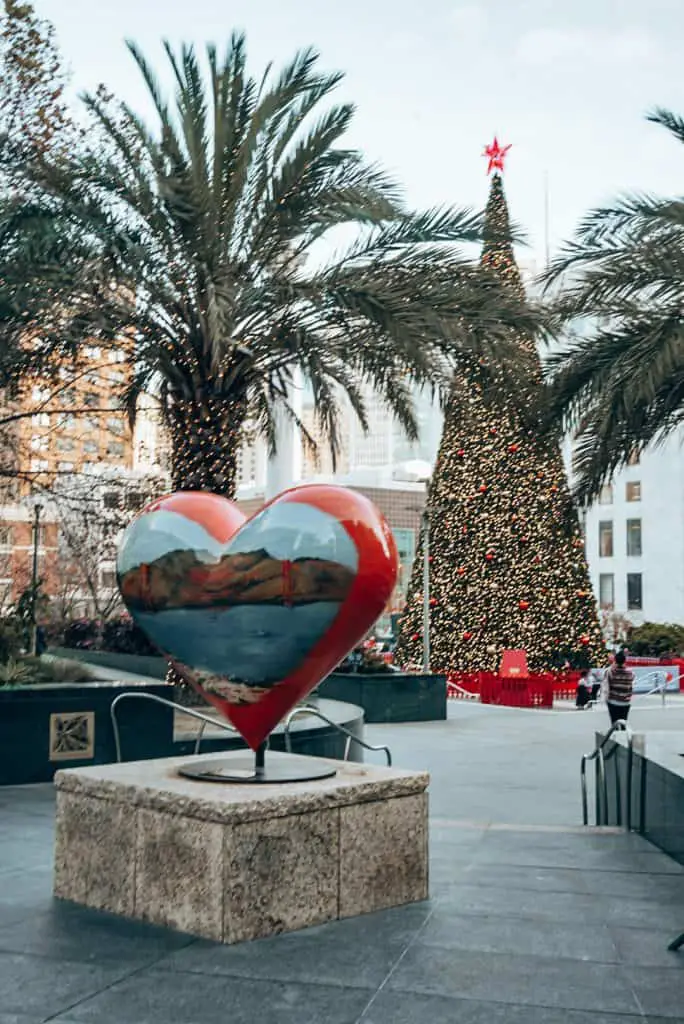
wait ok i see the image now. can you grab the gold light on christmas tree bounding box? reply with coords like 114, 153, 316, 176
395, 140, 605, 674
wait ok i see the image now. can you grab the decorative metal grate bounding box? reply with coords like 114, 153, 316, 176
49, 711, 95, 761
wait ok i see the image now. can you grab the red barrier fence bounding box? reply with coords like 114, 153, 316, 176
447, 671, 581, 707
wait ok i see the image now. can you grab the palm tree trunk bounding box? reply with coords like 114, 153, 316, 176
169, 395, 246, 498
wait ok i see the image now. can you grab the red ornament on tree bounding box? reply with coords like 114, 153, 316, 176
411, 633, 420, 641
456, 448, 465, 458
508, 443, 520, 454
429, 597, 437, 607
580, 635, 590, 646
462, 631, 473, 641
519, 600, 530, 611
457, 567, 466, 576
479, 484, 488, 494
485, 551, 494, 561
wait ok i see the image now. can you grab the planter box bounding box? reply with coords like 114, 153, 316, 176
0, 676, 367, 786
0, 682, 174, 787
52, 648, 167, 680
317, 673, 447, 723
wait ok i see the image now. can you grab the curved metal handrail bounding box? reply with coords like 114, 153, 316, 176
282, 704, 392, 766
581, 720, 633, 828
109, 691, 237, 763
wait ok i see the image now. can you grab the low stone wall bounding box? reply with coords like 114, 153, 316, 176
317, 672, 447, 723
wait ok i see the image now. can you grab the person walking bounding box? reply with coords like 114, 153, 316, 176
604, 650, 634, 724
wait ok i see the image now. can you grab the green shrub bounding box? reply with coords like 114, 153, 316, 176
0, 617, 23, 663
627, 622, 684, 658
22, 657, 97, 684
0, 656, 97, 687
0, 657, 33, 686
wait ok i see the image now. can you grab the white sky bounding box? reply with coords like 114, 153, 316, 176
35, 0, 684, 265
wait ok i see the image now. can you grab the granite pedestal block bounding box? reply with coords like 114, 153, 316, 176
53, 751, 429, 944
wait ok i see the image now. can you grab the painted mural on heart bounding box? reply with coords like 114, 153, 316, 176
117, 486, 398, 749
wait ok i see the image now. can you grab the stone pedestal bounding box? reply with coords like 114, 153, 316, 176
53, 751, 429, 944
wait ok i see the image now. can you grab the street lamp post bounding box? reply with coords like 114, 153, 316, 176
29, 502, 43, 655
422, 508, 430, 673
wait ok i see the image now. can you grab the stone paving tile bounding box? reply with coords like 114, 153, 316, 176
0, 951, 134, 1020
431, 880, 684, 931
52, 969, 375, 1024
611, 926, 684, 968
386, 945, 642, 1015
156, 902, 429, 990
360, 990, 652, 1024
0, 901, 195, 965
0, 869, 55, 929
418, 912, 619, 962
447, 862, 591, 895
583, 868, 684, 901
628, 965, 684, 1019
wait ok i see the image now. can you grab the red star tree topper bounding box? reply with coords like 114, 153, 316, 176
483, 136, 511, 174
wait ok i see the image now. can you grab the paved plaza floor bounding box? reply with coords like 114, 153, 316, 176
1, 699, 683, 1023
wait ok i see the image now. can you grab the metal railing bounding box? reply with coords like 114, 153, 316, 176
581, 720, 634, 829
282, 704, 392, 766
109, 691, 237, 763
110, 692, 392, 768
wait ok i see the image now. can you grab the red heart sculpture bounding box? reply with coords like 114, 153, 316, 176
117, 485, 398, 749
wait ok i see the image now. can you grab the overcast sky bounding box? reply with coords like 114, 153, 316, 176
35, 0, 684, 266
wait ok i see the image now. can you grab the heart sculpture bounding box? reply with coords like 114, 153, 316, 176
117, 485, 399, 750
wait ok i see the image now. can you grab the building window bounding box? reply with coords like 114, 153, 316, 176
626, 519, 642, 557
84, 392, 99, 408
29, 459, 49, 472
626, 481, 642, 502
56, 437, 75, 453
101, 570, 117, 589
107, 441, 125, 457
598, 521, 613, 557
599, 573, 614, 610
30, 435, 49, 452
106, 417, 125, 435
83, 439, 98, 454
598, 484, 613, 505
103, 491, 120, 510
58, 461, 75, 472
84, 345, 101, 359
0, 526, 12, 547
125, 491, 144, 511
31, 413, 50, 427
627, 572, 643, 610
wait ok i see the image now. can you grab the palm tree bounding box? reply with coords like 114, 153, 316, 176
543, 108, 684, 502
1, 35, 541, 497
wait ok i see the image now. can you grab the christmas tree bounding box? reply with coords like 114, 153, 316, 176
395, 141, 605, 673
